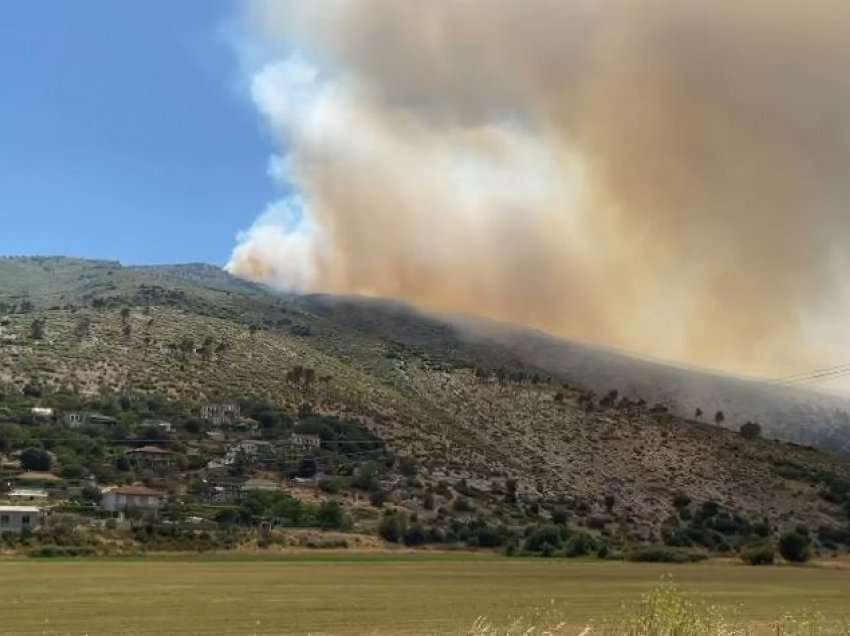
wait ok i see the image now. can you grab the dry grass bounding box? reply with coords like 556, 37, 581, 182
2, 557, 849, 635
468, 580, 850, 636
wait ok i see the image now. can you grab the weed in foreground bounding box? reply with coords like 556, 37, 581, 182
466, 580, 850, 636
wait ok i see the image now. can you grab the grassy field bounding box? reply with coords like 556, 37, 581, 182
2, 554, 850, 635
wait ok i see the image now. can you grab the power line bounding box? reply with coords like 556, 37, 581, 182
768, 362, 850, 385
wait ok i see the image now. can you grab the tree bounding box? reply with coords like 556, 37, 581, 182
378, 513, 406, 543
316, 500, 347, 529
714, 411, 725, 425
739, 421, 762, 440
30, 318, 45, 340
369, 489, 386, 508
564, 532, 597, 557
778, 531, 811, 563
20, 447, 52, 471
73, 317, 91, 340
504, 478, 518, 505
551, 508, 569, 525
398, 456, 418, 478
178, 337, 194, 359
423, 491, 435, 511
403, 523, 427, 546
523, 525, 564, 553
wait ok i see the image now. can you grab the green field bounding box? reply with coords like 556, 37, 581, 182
2, 554, 849, 635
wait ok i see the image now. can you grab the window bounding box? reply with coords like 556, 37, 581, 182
0, 515, 9, 526
21, 515, 30, 525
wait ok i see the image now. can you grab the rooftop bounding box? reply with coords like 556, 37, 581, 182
0, 506, 41, 513
16, 471, 61, 482
128, 446, 173, 454
106, 485, 166, 497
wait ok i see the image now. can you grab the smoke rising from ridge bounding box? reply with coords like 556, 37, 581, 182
228, 0, 850, 379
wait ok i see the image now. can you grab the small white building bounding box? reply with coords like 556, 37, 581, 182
8, 488, 49, 502
30, 407, 54, 421
64, 412, 118, 428
101, 485, 165, 513
142, 419, 173, 433
0, 506, 42, 533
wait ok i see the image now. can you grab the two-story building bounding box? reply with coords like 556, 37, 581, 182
200, 402, 240, 425
126, 446, 176, 469
101, 485, 166, 513
291, 432, 321, 453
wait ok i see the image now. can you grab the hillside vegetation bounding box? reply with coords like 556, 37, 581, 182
1, 256, 850, 557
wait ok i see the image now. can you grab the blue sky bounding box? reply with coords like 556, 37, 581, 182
0, 1, 275, 265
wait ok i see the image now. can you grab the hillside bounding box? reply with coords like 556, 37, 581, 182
2, 256, 850, 554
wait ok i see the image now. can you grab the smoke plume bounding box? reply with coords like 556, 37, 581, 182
227, 0, 850, 379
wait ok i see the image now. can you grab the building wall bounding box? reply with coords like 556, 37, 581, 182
0, 510, 41, 533
102, 493, 162, 512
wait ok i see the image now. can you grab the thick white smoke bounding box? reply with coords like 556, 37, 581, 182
227, 0, 850, 380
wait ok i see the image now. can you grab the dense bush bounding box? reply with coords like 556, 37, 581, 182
626, 547, 709, 563
316, 501, 349, 530
740, 542, 775, 565
778, 531, 811, 563
20, 447, 52, 471
563, 532, 596, 557
523, 525, 566, 553
402, 523, 427, 546
28, 545, 96, 558
378, 513, 406, 543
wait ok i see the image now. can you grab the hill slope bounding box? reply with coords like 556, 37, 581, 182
2, 255, 850, 546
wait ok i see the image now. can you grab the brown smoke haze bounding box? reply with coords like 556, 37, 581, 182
228, 0, 850, 379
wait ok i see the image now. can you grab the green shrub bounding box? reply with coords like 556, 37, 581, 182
318, 477, 342, 494
626, 547, 708, 563
316, 500, 348, 530
369, 489, 386, 508
563, 532, 596, 557
20, 447, 52, 471
551, 508, 568, 525
28, 545, 96, 558
402, 523, 427, 546
523, 525, 565, 553
378, 513, 406, 543
452, 497, 474, 513
740, 542, 775, 565
778, 531, 811, 563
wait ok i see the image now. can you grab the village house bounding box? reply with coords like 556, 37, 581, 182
141, 419, 173, 433
200, 402, 240, 425
64, 412, 118, 428
126, 446, 176, 469
101, 485, 166, 513
202, 477, 246, 504
8, 487, 49, 502
0, 506, 42, 533
291, 432, 321, 453
30, 407, 54, 421
241, 478, 283, 494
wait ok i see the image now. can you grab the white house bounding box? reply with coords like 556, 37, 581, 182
64, 412, 118, 428
0, 506, 42, 533
30, 407, 54, 421
142, 419, 173, 433
101, 485, 165, 513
